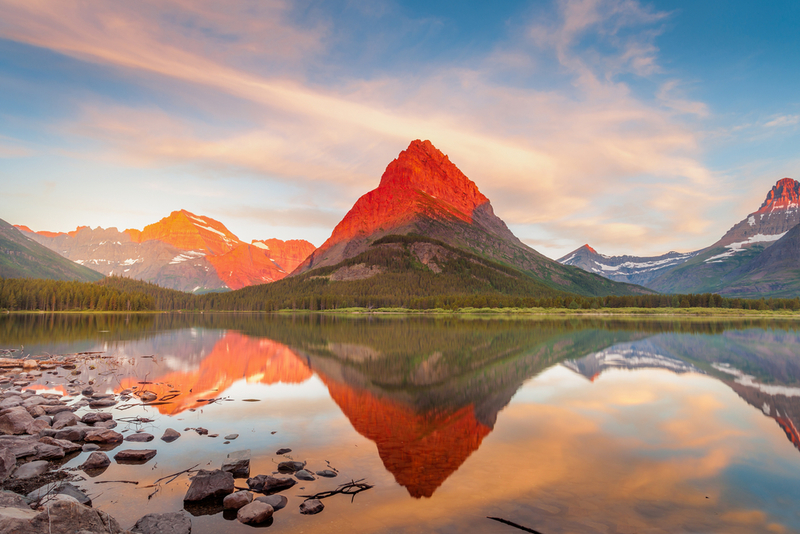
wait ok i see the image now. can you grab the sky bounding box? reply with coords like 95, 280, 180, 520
1, 0, 799, 260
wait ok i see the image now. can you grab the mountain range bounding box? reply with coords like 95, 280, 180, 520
559, 178, 800, 297
14, 210, 314, 292
6, 139, 645, 299
4, 140, 799, 299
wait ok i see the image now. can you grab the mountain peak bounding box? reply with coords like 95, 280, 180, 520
755, 178, 800, 214
378, 139, 488, 217
583, 244, 598, 254
126, 209, 241, 255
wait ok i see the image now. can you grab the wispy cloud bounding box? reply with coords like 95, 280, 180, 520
0, 0, 719, 257
763, 114, 800, 128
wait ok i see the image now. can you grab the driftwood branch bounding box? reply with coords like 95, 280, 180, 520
486, 517, 544, 534
298, 479, 373, 503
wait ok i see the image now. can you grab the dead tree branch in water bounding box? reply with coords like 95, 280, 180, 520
298, 479, 373, 503
486, 517, 544, 534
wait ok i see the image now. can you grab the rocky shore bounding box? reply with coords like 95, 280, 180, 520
0, 353, 348, 532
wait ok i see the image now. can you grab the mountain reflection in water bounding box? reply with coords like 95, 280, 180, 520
3, 313, 800, 532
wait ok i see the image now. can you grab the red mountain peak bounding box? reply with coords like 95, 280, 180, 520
755, 178, 800, 214
314, 140, 490, 254
583, 244, 598, 254
379, 139, 488, 213
126, 209, 241, 255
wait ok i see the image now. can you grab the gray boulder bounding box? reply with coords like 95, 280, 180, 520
237, 501, 273, 525
246, 474, 296, 493
300, 498, 324, 515
0, 407, 34, 435
160, 428, 181, 443
254, 494, 287, 511
221, 449, 250, 478
131, 511, 192, 534
183, 469, 234, 502
222, 490, 252, 510
12, 460, 49, 479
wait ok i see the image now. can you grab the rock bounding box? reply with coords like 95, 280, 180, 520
183, 469, 234, 502
160, 428, 181, 443
82, 443, 100, 452
27, 405, 46, 418
316, 469, 338, 478
222, 490, 252, 510
0, 448, 16, 482
0, 406, 35, 434
33, 443, 65, 461
88, 398, 117, 409
84, 429, 123, 444
80, 451, 111, 472
194, 427, 208, 436
81, 387, 94, 397
246, 474, 296, 493
295, 469, 315, 481
223, 434, 238, 440
28, 482, 92, 507
54, 425, 90, 442
114, 449, 157, 464
140, 391, 157, 402
275, 448, 291, 455
221, 449, 250, 478
12, 460, 49, 479
0, 490, 30, 509
237, 501, 273, 525
26, 419, 51, 434
52, 411, 79, 430
277, 460, 305, 473
124, 432, 154, 442
0, 499, 126, 534
254, 494, 287, 511
39, 436, 81, 454
21, 360, 38, 370
299, 498, 324, 515
93, 420, 117, 429
0, 435, 38, 458
81, 412, 113, 425
43, 404, 74, 415
131, 511, 192, 534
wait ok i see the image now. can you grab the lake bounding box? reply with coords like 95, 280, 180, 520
2, 313, 800, 533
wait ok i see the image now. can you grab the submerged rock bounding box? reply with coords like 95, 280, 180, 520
80, 451, 111, 472
246, 474, 296, 493
254, 494, 287, 511
114, 449, 157, 464
277, 460, 305, 473
160, 428, 181, 443
124, 432, 154, 442
295, 469, 315, 481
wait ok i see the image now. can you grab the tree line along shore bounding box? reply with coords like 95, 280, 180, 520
2, 276, 800, 313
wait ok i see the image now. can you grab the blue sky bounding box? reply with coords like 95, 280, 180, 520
1, 0, 799, 259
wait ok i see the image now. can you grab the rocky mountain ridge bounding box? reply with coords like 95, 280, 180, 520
16, 210, 315, 292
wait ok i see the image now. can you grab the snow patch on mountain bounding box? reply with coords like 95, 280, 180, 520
704, 231, 788, 263
713, 363, 800, 397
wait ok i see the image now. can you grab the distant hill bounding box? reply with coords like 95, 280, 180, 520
559, 178, 800, 298
0, 217, 103, 282
648, 178, 800, 296
16, 210, 315, 293
295, 139, 648, 298
558, 244, 699, 287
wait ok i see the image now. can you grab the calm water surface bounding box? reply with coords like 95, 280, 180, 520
2, 313, 800, 533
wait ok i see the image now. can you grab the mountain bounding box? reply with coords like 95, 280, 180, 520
0, 217, 103, 282
557, 244, 699, 287
294, 139, 648, 297
648, 178, 800, 296
16, 210, 315, 293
